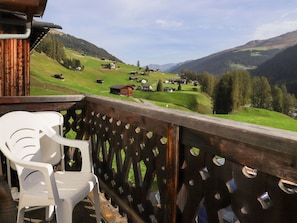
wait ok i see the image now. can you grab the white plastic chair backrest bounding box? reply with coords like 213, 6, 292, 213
0, 111, 57, 189
5, 111, 64, 187
35, 111, 64, 168
8, 111, 64, 168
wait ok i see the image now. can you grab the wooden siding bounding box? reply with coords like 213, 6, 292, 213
0, 37, 30, 96
120, 86, 133, 97
110, 85, 133, 97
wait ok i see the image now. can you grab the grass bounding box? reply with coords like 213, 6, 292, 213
229, 63, 256, 70
30, 50, 178, 95
132, 90, 212, 113
213, 107, 297, 132
31, 49, 297, 132
30, 50, 211, 113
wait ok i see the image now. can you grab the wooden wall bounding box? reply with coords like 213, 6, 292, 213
0, 37, 30, 96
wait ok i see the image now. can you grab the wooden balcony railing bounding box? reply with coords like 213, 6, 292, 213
0, 95, 297, 223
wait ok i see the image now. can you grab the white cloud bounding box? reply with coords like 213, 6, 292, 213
252, 20, 297, 40
155, 19, 184, 28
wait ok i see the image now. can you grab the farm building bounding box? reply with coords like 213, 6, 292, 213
110, 85, 133, 97
164, 87, 175, 92
129, 71, 138, 75
129, 76, 138, 81
96, 79, 104, 84
137, 84, 153, 91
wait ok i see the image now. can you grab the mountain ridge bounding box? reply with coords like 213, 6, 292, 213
49, 30, 122, 62
167, 30, 297, 75
252, 43, 297, 96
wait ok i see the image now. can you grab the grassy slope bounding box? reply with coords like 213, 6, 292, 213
30, 50, 297, 132
213, 107, 297, 132
30, 50, 212, 113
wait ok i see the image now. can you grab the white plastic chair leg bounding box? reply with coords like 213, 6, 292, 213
17, 208, 25, 223
45, 205, 55, 221
6, 158, 12, 188
56, 202, 73, 223
93, 182, 102, 223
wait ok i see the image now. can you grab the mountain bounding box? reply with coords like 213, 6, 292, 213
251, 43, 297, 96
168, 30, 297, 76
146, 63, 178, 72
50, 30, 122, 62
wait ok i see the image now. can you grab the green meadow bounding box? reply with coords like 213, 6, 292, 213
30, 50, 297, 132
213, 107, 297, 132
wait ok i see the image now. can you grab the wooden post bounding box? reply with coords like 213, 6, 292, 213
0, 38, 3, 95
0, 38, 30, 96
164, 124, 179, 223
17, 39, 23, 95
24, 39, 30, 96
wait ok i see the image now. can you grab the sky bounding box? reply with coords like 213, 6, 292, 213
38, 0, 297, 66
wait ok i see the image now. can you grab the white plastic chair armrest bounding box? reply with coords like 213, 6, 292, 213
13, 159, 59, 200
50, 134, 92, 172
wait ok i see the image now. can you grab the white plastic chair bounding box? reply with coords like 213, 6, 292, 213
0, 111, 101, 223
7, 111, 65, 188
6, 111, 65, 220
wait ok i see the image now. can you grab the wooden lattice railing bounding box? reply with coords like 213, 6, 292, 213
0, 95, 297, 223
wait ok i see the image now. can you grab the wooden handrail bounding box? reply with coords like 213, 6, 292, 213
0, 95, 296, 223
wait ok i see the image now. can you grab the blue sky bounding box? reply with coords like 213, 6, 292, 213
38, 0, 297, 66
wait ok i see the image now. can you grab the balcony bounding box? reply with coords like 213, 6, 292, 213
0, 95, 296, 223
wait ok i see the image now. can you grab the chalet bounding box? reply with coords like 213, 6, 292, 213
110, 62, 116, 69
101, 62, 115, 69
129, 76, 138, 81
138, 79, 148, 84
53, 74, 64, 80
167, 78, 187, 85
0, 1, 61, 96
129, 71, 138, 75
96, 79, 104, 84
164, 87, 175, 92
138, 84, 153, 91
110, 85, 133, 97
193, 80, 200, 86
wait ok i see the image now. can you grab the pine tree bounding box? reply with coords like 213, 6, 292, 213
271, 85, 283, 112
156, 80, 163, 92
213, 73, 233, 114
251, 76, 271, 109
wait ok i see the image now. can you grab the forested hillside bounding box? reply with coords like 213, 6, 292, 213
169, 30, 297, 76
170, 48, 281, 75
181, 69, 296, 116
50, 30, 122, 62
252, 43, 297, 96
35, 34, 84, 71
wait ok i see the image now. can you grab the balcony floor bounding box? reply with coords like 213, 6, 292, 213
23, 192, 127, 223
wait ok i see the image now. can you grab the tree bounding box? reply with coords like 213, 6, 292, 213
144, 66, 150, 76
271, 85, 283, 112
35, 34, 82, 71
250, 76, 271, 109
213, 73, 233, 114
236, 70, 251, 106
281, 85, 296, 115
156, 79, 163, 92
212, 71, 251, 114
177, 83, 182, 91
198, 72, 217, 97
